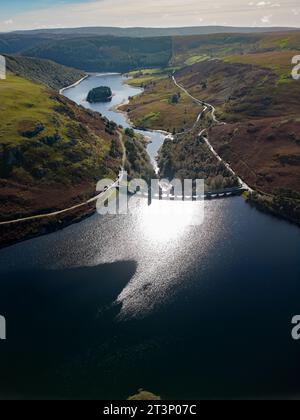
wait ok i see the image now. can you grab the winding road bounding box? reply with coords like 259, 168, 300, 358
172, 76, 220, 124
172, 75, 252, 192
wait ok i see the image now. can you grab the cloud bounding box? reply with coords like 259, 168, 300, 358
261, 15, 272, 23
0, 0, 299, 32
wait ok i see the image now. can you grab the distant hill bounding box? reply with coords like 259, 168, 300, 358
8, 26, 300, 37
1, 29, 300, 73
1, 36, 172, 72
172, 31, 300, 65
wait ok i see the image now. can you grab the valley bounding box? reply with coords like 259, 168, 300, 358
1, 24, 300, 400
1, 29, 300, 243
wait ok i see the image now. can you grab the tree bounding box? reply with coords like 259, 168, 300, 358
170, 93, 179, 104
87, 86, 112, 103
125, 128, 135, 138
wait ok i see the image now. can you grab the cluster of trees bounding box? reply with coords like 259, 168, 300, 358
124, 132, 154, 181
249, 190, 300, 227
87, 86, 112, 103
10, 36, 172, 72
125, 128, 135, 138
105, 120, 117, 135
158, 132, 240, 191
5, 55, 85, 90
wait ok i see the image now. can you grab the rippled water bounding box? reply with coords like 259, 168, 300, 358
0, 74, 300, 400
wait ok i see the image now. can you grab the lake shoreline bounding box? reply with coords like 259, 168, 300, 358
59, 75, 89, 94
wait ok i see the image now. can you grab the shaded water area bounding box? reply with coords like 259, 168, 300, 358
0, 74, 300, 400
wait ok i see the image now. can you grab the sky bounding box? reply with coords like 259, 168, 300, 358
1, 0, 300, 32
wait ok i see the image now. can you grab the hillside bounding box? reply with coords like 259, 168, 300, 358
0, 74, 122, 220
121, 69, 200, 132
172, 31, 300, 65
0, 59, 154, 247
25, 36, 172, 72
171, 57, 300, 195
123, 36, 300, 224
122, 33, 300, 190
5, 55, 85, 90
0, 36, 172, 72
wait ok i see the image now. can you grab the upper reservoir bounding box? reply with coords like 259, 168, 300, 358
63, 73, 166, 172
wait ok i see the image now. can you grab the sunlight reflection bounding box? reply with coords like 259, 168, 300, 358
134, 199, 204, 244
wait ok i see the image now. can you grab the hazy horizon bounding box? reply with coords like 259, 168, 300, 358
2, 24, 300, 34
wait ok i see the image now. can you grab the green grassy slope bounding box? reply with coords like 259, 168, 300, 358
122, 69, 200, 132
0, 74, 154, 213
0, 66, 155, 246
0, 73, 124, 221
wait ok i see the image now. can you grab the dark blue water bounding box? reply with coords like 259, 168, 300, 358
0, 75, 300, 400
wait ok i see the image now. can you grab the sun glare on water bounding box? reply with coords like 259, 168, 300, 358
132, 198, 204, 244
